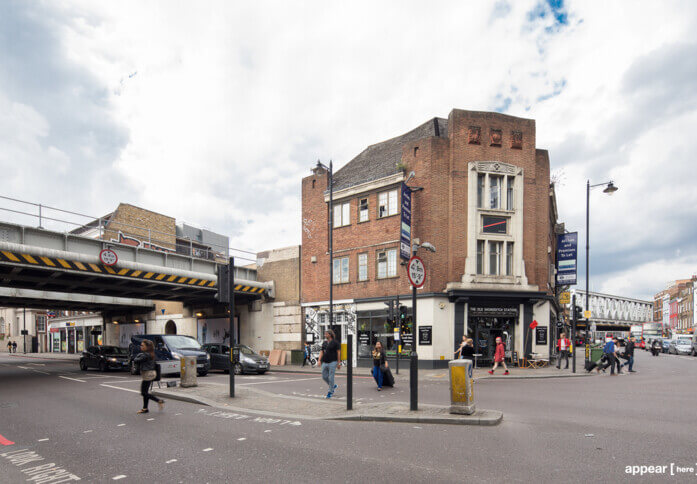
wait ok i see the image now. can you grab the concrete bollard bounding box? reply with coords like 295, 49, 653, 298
180, 356, 198, 388
449, 359, 475, 415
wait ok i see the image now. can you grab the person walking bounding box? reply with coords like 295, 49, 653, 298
454, 336, 475, 360
12, 341, 17, 353
7, 341, 12, 353
488, 336, 509, 375
556, 332, 571, 369
613, 338, 623, 374
621, 336, 636, 373
318, 330, 341, 399
371, 341, 387, 391
133, 339, 164, 414
599, 337, 617, 375
301, 342, 312, 367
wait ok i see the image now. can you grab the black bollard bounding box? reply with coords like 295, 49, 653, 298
347, 337, 353, 410
410, 351, 418, 411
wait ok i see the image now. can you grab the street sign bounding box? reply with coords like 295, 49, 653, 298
584, 310, 591, 319
407, 256, 425, 288
393, 328, 400, 341
559, 291, 570, 304
400, 183, 412, 260
555, 232, 578, 285
99, 249, 118, 266
590, 323, 597, 332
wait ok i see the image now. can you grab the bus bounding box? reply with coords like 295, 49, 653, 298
641, 322, 662, 349
630, 325, 643, 347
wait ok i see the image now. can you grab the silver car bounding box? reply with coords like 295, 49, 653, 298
668, 337, 693, 355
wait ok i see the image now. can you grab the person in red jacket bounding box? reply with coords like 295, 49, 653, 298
488, 336, 509, 375
556, 332, 571, 369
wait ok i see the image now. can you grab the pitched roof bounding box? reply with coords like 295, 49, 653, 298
332, 117, 448, 191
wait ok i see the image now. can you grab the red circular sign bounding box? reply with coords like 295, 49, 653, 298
407, 256, 426, 288
99, 249, 118, 266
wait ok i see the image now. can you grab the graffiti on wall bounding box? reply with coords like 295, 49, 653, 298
111, 231, 175, 254
304, 304, 356, 352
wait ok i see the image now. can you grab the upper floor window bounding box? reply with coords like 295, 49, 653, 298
477, 174, 485, 208
333, 202, 350, 228
489, 176, 502, 209
476, 241, 484, 274
377, 248, 398, 278
358, 253, 368, 281
378, 190, 399, 218
359, 198, 369, 223
333, 257, 349, 284
506, 176, 514, 210
36, 316, 46, 332
488, 241, 502, 275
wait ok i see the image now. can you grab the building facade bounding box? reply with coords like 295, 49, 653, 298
0, 308, 48, 353
653, 277, 696, 336
302, 109, 561, 368
568, 290, 653, 340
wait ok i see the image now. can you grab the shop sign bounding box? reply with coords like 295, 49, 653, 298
402, 332, 414, 348
469, 305, 519, 317
556, 232, 578, 285
536, 327, 547, 345
418, 326, 432, 345
400, 183, 412, 260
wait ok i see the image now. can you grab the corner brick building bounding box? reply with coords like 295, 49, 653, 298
302, 109, 561, 368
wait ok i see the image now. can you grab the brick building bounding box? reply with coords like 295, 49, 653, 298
301, 109, 561, 368
653, 277, 696, 336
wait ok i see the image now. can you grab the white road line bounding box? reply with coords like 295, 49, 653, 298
147, 418, 154, 421
100, 383, 140, 394
38, 438, 49, 442
237, 437, 246, 441
31, 369, 50, 375
166, 459, 177, 464
59, 376, 86, 383
117, 424, 126, 427
175, 413, 182, 416
237, 377, 318, 386
83, 430, 93, 433
203, 448, 213, 452
264, 430, 272, 433
112, 475, 127, 480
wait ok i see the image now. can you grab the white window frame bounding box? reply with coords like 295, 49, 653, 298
333, 256, 349, 284
358, 253, 368, 281
333, 202, 351, 228
489, 175, 502, 209
488, 241, 502, 275
378, 189, 399, 218
359, 198, 369, 223
377, 248, 398, 279
476, 241, 484, 275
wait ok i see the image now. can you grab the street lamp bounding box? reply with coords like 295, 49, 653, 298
409, 240, 435, 411
585, 179, 619, 366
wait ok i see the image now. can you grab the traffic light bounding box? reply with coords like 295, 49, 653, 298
573, 305, 583, 320
384, 299, 394, 321
215, 264, 230, 304
398, 305, 408, 324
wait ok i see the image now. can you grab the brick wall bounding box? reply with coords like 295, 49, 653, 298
103, 203, 177, 250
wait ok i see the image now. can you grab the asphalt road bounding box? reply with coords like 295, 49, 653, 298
0, 350, 695, 483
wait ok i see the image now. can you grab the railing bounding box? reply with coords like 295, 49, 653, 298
0, 195, 257, 264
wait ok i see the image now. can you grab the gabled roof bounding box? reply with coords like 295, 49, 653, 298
332, 117, 448, 191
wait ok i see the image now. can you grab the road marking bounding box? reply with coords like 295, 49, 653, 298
264, 430, 272, 433
237, 437, 246, 441
147, 418, 154, 421
112, 475, 127, 480
1, 449, 80, 481
237, 377, 319, 386
117, 424, 126, 427
100, 383, 140, 394
166, 459, 177, 464
31, 370, 50, 375
83, 430, 93, 433
203, 448, 213, 452
196, 409, 302, 426
0, 433, 15, 445
37, 439, 49, 442
58, 376, 86, 383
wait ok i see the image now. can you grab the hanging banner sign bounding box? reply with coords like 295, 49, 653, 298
556, 232, 578, 285
400, 183, 412, 260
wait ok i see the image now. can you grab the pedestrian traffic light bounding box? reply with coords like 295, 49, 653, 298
215, 264, 230, 304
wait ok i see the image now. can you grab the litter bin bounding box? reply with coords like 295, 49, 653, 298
590, 346, 603, 363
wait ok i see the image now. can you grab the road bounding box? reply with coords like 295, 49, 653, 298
0, 350, 695, 483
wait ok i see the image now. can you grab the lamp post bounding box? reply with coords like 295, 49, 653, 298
585, 180, 618, 365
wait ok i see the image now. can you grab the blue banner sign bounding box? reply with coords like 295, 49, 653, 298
556, 232, 578, 285
400, 183, 412, 260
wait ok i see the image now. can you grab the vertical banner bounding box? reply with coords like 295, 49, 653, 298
556, 232, 578, 285
400, 183, 412, 260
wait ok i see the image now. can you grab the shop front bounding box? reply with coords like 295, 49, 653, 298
49, 317, 103, 353
356, 305, 413, 366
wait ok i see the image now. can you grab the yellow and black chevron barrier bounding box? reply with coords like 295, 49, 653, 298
0, 249, 265, 295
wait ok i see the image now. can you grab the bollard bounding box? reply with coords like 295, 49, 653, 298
449, 359, 475, 415
409, 351, 418, 411
180, 356, 198, 388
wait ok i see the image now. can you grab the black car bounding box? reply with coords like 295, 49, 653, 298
128, 334, 210, 377
80, 346, 129, 372
202, 343, 269, 375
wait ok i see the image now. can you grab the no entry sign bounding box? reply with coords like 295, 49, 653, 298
407, 256, 425, 288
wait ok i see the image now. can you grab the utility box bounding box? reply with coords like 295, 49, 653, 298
180, 356, 198, 388
449, 359, 475, 415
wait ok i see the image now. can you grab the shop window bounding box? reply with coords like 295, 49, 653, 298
358, 253, 368, 281
333, 257, 349, 284
333, 202, 350, 228
377, 249, 397, 278
488, 241, 502, 275
359, 198, 369, 222
378, 190, 398, 218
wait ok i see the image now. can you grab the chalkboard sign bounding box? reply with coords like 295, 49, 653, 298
536, 327, 548, 345
418, 326, 432, 345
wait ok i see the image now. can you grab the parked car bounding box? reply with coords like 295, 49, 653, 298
128, 334, 210, 376
202, 343, 269, 375
80, 345, 129, 372
668, 337, 693, 355
692, 334, 697, 356
661, 339, 670, 353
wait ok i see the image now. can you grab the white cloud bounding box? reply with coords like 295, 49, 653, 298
1, 0, 696, 297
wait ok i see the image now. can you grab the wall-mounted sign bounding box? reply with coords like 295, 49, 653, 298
536, 327, 547, 345
418, 326, 432, 345
482, 215, 508, 234
559, 291, 571, 305
400, 183, 412, 260
556, 232, 578, 285
469, 305, 519, 317
99, 249, 118, 266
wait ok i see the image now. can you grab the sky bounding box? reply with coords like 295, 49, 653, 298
0, 0, 696, 301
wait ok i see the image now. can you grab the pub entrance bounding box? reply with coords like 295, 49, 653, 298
467, 304, 519, 368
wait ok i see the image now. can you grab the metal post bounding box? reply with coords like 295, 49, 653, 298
395, 295, 400, 375
410, 271, 418, 411
572, 294, 577, 373
229, 257, 235, 398
38, 204, 43, 229
23, 307, 26, 354
328, 161, 333, 337
585, 180, 590, 366
347, 336, 353, 410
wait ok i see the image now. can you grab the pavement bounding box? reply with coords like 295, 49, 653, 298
1, 350, 696, 482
